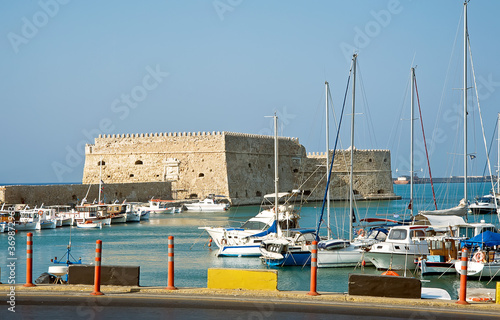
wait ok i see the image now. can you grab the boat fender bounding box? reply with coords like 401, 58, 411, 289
473, 251, 486, 263
357, 229, 365, 237
221, 238, 227, 245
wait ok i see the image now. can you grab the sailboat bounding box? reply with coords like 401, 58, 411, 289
200, 114, 303, 257
259, 115, 317, 267
317, 55, 386, 268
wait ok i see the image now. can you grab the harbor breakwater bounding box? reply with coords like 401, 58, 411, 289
0, 182, 172, 207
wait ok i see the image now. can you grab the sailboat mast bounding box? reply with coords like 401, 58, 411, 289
463, 1, 468, 205
325, 81, 331, 239
497, 113, 500, 195
273, 114, 280, 237
410, 67, 415, 217
349, 54, 357, 242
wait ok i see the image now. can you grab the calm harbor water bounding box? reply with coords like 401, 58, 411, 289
1, 182, 498, 300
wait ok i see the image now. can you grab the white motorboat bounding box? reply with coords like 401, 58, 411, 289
124, 202, 142, 222
200, 193, 301, 257
77, 220, 103, 229
49, 205, 76, 226
184, 195, 230, 212
136, 199, 174, 214
364, 225, 430, 271
469, 194, 499, 215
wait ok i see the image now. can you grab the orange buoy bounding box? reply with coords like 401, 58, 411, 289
381, 270, 399, 276
208, 238, 212, 247
361, 260, 366, 267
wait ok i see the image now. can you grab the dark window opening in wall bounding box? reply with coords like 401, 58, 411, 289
156, 175, 159, 177
384, 158, 387, 162
129, 174, 134, 177
293, 168, 299, 173
209, 169, 213, 172
268, 164, 271, 169
368, 159, 372, 163
98, 161, 105, 166
256, 191, 262, 197
199, 173, 205, 177
135, 160, 143, 165
353, 189, 360, 195
235, 192, 239, 198
303, 190, 311, 196
248, 163, 252, 168
377, 189, 385, 194
189, 193, 198, 199
107, 175, 111, 178
245, 190, 248, 197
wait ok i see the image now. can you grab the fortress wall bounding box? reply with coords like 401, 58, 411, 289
82, 131, 229, 200
299, 149, 395, 201
80, 131, 397, 205
223, 133, 306, 205
0, 182, 172, 207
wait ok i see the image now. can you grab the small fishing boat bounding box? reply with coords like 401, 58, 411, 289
124, 202, 142, 222
454, 231, 500, 278
76, 220, 103, 229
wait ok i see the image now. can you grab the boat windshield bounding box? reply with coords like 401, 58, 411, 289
241, 220, 268, 230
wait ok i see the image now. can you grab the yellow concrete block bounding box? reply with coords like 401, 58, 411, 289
207, 268, 278, 291
497, 282, 500, 304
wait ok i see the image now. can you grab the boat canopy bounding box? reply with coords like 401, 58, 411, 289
264, 192, 294, 199
461, 231, 500, 248
417, 214, 466, 228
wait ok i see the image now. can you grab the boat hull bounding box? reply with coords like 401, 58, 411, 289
317, 247, 372, 268
365, 252, 421, 271
14, 222, 37, 231
418, 259, 456, 275
217, 244, 262, 257
262, 251, 311, 267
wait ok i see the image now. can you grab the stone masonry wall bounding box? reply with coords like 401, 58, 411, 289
79, 131, 397, 206
82, 131, 229, 200
0, 182, 172, 207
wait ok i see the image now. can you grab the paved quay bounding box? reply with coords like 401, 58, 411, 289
1, 284, 499, 319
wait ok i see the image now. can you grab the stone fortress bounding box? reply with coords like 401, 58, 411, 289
80, 131, 398, 205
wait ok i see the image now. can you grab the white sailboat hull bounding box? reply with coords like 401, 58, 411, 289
317, 246, 371, 268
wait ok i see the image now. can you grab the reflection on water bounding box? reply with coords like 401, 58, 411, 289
0, 183, 498, 299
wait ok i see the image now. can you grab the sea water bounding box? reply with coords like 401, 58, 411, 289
1, 182, 498, 299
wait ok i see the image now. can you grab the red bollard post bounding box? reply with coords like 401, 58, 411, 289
456, 247, 469, 305
166, 236, 177, 290
307, 240, 319, 296
23, 232, 35, 287
91, 240, 104, 296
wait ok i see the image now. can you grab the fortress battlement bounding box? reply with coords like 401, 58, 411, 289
82, 130, 396, 205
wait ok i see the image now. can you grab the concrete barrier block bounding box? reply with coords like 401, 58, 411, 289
497, 282, 499, 304
348, 274, 421, 299
68, 265, 140, 286
207, 268, 278, 291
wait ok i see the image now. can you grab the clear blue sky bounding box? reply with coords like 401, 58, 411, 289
1, 0, 499, 184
